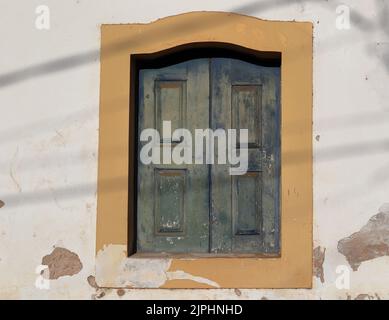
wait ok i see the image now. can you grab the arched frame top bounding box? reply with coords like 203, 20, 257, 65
96, 11, 313, 289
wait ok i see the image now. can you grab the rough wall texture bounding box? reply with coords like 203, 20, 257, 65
0, 0, 389, 299
42, 247, 83, 280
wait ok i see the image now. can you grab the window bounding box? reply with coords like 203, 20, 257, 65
96, 12, 313, 289
136, 56, 280, 254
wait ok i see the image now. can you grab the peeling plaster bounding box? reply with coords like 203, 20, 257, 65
313, 246, 325, 283
0, 200, 4, 209
166, 271, 220, 288
1, 0, 389, 301
354, 293, 380, 300
354, 294, 372, 300
96, 245, 220, 288
338, 207, 389, 271
42, 247, 83, 280
119, 257, 172, 288
87, 275, 112, 300
87, 275, 99, 289
93, 291, 105, 299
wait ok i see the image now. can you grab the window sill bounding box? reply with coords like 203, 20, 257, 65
95, 243, 309, 289
129, 252, 281, 259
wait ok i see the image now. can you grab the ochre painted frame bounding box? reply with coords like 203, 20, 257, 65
96, 12, 313, 288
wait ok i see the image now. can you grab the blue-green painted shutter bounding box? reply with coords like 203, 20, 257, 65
137, 57, 280, 254
210, 58, 280, 254
137, 59, 210, 252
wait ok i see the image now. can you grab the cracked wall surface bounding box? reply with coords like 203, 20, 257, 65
1, 0, 389, 299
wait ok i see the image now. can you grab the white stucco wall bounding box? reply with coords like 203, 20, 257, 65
0, 0, 388, 299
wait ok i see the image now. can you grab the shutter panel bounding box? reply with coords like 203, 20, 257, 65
137, 59, 210, 253
137, 57, 280, 254
210, 58, 280, 254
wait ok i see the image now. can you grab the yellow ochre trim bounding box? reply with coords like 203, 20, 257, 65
96, 11, 313, 288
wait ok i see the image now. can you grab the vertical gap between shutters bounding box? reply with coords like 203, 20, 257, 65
207, 58, 212, 253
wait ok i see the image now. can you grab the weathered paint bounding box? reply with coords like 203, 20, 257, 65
313, 246, 325, 283
137, 59, 210, 253
338, 206, 389, 271
0, 0, 388, 299
210, 58, 280, 254
96, 11, 312, 289
137, 57, 280, 254
42, 247, 83, 280
96, 244, 220, 288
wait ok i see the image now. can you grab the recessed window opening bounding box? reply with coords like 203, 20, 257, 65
129, 43, 281, 255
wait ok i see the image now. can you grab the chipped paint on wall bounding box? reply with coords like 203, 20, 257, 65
338, 205, 389, 271
87, 275, 112, 299
87, 275, 99, 289
96, 245, 220, 288
354, 293, 380, 300
1, 0, 389, 299
313, 246, 325, 283
42, 247, 83, 279
166, 271, 220, 288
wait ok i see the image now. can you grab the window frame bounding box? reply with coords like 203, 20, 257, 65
96, 12, 313, 288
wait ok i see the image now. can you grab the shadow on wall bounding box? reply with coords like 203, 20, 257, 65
0, 1, 389, 208
0, 0, 388, 89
